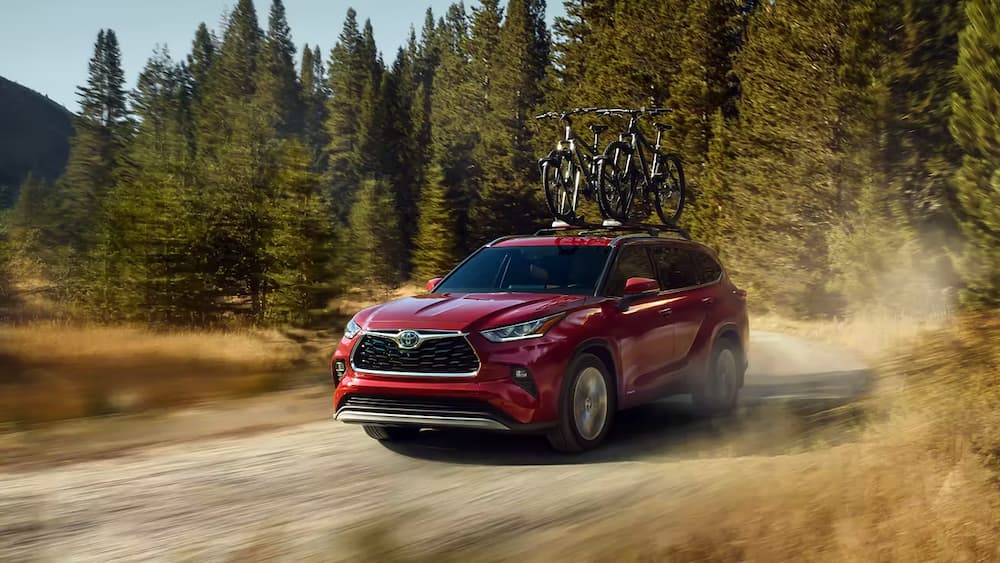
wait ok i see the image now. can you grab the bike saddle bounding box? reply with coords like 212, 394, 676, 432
588, 124, 609, 134
654, 122, 673, 132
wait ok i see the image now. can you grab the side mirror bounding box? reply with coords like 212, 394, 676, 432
426, 277, 442, 292
623, 277, 659, 296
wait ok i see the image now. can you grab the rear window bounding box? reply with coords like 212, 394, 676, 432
434, 246, 611, 295
651, 246, 701, 290
691, 250, 723, 284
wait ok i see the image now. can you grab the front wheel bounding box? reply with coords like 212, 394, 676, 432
652, 153, 686, 225
547, 353, 616, 453
363, 425, 421, 441
541, 151, 578, 224
596, 141, 637, 224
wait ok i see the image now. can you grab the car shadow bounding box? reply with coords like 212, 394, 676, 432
380, 368, 876, 466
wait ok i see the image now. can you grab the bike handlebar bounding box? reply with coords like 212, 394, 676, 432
594, 107, 672, 117
534, 107, 599, 120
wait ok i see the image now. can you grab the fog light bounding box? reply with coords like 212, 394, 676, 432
510, 366, 537, 396
333, 359, 347, 385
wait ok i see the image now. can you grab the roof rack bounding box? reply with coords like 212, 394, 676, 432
533, 222, 691, 241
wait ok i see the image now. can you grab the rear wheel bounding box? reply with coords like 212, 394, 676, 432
652, 153, 686, 225
541, 151, 578, 224
363, 425, 421, 441
692, 340, 742, 416
547, 353, 615, 453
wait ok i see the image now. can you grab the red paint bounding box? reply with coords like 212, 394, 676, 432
492, 236, 614, 247
332, 235, 748, 432
624, 277, 658, 295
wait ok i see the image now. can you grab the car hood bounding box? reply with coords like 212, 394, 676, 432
357, 293, 590, 331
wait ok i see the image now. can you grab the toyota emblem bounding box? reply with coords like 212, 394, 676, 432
397, 330, 420, 349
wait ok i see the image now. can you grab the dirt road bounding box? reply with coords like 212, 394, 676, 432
0, 331, 871, 562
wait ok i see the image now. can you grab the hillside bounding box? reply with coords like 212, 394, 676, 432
0, 76, 73, 207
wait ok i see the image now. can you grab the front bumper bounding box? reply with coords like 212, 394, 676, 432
331, 329, 576, 431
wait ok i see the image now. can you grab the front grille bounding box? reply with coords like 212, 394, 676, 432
338, 395, 498, 417
352, 334, 480, 375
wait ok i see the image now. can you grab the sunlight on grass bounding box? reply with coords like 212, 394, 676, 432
0, 324, 305, 424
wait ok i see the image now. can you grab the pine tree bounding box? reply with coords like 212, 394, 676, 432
98, 47, 212, 321
300, 43, 330, 170
348, 177, 402, 287
427, 3, 479, 252
949, 0, 1000, 306
265, 140, 339, 323
48, 30, 129, 270
188, 22, 217, 95
255, 0, 303, 136
413, 164, 458, 280
194, 0, 262, 156
717, 0, 883, 315
192, 0, 274, 319
325, 9, 379, 215
473, 0, 549, 243
886, 1, 964, 228
355, 76, 387, 179
670, 0, 742, 237
385, 50, 421, 272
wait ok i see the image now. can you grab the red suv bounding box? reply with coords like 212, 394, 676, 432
331, 229, 748, 452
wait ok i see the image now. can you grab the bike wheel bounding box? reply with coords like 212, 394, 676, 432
596, 141, 636, 223
541, 151, 577, 224
652, 153, 686, 225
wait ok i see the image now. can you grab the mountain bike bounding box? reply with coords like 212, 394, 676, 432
536, 108, 610, 226
595, 108, 686, 225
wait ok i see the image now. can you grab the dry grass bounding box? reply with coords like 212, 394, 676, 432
752, 311, 946, 361
626, 313, 1000, 561
0, 323, 307, 424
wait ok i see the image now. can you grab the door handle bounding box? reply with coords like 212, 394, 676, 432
701, 297, 715, 305
658, 308, 673, 316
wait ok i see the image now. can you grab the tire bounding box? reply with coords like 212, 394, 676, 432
596, 141, 636, 223
541, 151, 577, 224
547, 353, 616, 453
363, 425, 421, 441
692, 339, 743, 416
652, 153, 686, 225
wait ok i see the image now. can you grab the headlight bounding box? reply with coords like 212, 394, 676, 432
480, 313, 565, 343
344, 318, 362, 339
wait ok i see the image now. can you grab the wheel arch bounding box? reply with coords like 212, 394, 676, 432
572, 338, 619, 404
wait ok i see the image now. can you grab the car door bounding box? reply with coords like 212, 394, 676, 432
650, 245, 708, 368
603, 244, 675, 403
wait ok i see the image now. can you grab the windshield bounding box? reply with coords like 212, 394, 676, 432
434, 245, 611, 295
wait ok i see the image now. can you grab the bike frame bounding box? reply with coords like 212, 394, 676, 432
619, 115, 668, 193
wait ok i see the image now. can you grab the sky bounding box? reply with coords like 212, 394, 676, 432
0, 0, 567, 112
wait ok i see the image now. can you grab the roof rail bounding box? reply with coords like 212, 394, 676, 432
533, 222, 691, 241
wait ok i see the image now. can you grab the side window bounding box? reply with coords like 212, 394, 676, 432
652, 247, 700, 290
605, 246, 658, 297
692, 251, 723, 285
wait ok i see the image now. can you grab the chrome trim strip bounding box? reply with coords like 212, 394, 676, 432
335, 410, 510, 431
364, 329, 468, 346
350, 367, 479, 378
349, 330, 482, 378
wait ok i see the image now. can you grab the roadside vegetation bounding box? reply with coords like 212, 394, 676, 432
0, 325, 308, 424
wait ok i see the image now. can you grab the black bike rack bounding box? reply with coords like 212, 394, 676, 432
534, 222, 691, 241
